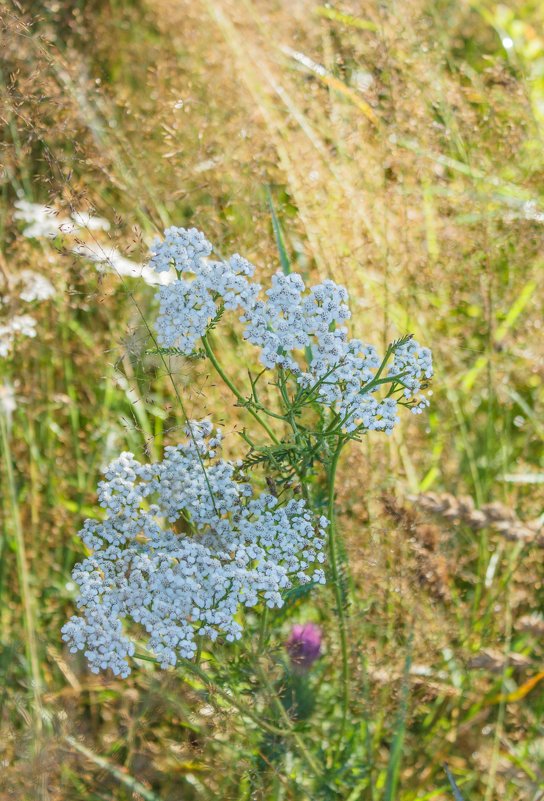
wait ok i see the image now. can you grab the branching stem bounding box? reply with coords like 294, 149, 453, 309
201, 334, 280, 445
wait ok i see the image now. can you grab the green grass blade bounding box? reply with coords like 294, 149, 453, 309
0, 415, 43, 737
383, 636, 413, 801
266, 187, 291, 275
444, 764, 466, 801
315, 6, 378, 31
65, 736, 166, 801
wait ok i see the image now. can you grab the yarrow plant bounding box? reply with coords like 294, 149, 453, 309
63, 224, 433, 684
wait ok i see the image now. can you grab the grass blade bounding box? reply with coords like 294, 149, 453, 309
65, 736, 166, 801
315, 6, 378, 32
266, 187, 291, 275
383, 636, 413, 801
444, 764, 466, 801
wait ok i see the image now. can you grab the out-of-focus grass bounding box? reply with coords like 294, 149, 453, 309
0, 0, 543, 799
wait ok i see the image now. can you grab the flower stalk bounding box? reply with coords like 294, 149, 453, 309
326, 438, 351, 750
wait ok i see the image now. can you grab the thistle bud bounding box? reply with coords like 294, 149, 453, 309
285, 623, 322, 672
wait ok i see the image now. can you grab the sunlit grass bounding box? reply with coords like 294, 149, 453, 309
0, 0, 543, 798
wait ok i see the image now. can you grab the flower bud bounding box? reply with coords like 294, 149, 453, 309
285, 623, 322, 672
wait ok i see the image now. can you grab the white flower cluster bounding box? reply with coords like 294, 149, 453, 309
0, 314, 37, 358
149, 227, 433, 434
150, 226, 213, 273
0, 270, 56, 358
14, 200, 110, 239
0, 381, 17, 421
13, 199, 162, 287
72, 243, 173, 288
241, 275, 398, 433
18, 270, 56, 303
62, 421, 327, 677
388, 338, 433, 415
153, 228, 259, 353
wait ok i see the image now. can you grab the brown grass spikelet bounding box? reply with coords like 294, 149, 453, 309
466, 649, 532, 673
516, 614, 544, 637
412, 492, 544, 547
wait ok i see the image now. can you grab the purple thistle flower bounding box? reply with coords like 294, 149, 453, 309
285, 623, 322, 672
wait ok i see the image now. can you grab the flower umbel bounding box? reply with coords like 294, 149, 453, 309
149, 226, 433, 435
0, 314, 37, 358
62, 421, 327, 677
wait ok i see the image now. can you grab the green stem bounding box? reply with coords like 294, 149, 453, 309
372, 344, 395, 383
201, 334, 280, 444
327, 438, 350, 753
134, 653, 289, 738
258, 605, 270, 650
0, 415, 42, 736
135, 652, 319, 774
65, 736, 162, 801
255, 662, 322, 776
278, 370, 305, 451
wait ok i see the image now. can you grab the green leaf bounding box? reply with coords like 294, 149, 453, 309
145, 346, 206, 360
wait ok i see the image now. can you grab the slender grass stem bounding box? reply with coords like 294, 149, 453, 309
258, 606, 270, 650
0, 415, 42, 736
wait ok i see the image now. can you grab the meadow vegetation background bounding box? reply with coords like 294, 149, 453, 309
1, 0, 543, 798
